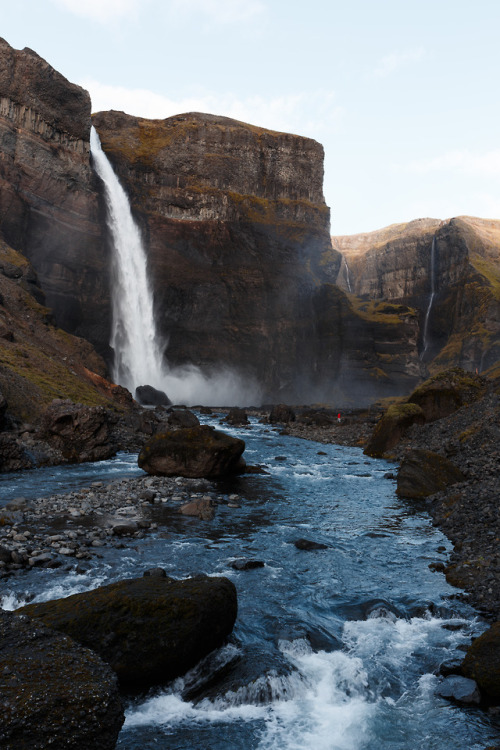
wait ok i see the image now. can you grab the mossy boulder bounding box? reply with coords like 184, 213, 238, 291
0, 610, 124, 749
461, 622, 500, 703
364, 402, 425, 457
408, 367, 487, 422
19, 575, 238, 688
138, 424, 245, 478
396, 449, 465, 498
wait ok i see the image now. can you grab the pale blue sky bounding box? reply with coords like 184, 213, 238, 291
3, 0, 500, 234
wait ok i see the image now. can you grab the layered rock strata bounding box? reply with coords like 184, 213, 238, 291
333, 217, 500, 373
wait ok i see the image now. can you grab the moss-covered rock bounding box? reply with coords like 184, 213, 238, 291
139, 424, 245, 478
461, 621, 500, 703
396, 449, 465, 498
19, 575, 238, 689
0, 610, 123, 749
408, 367, 487, 422
364, 402, 425, 457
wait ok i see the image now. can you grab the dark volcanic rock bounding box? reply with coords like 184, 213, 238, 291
293, 538, 328, 551
408, 368, 487, 422
364, 402, 426, 457
39, 400, 116, 463
396, 449, 465, 498
0, 610, 123, 749
461, 622, 500, 703
0, 433, 34, 472
138, 424, 245, 478
20, 575, 238, 688
135, 384, 172, 406
269, 404, 296, 423
165, 408, 200, 428
223, 407, 249, 426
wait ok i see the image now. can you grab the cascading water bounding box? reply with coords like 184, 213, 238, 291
342, 255, 353, 293
90, 127, 165, 394
421, 236, 437, 359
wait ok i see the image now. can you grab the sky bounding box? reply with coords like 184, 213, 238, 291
2, 0, 500, 235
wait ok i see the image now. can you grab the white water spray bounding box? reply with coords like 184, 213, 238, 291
90, 126, 165, 394
90, 127, 261, 406
421, 237, 436, 358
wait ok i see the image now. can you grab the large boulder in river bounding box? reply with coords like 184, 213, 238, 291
364, 402, 426, 457
396, 449, 465, 498
165, 407, 200, 428
39, 400, 116, 463
461, 621, 500, 703
0, 610, 123, 749
135, 384, 172, 406
139, 424, 245, 478
269, 404, 296, 424
19, 575, 238, 689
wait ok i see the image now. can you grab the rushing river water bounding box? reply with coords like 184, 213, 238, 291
1, 416, 499, 749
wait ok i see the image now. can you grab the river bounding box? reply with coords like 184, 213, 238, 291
1, 415, 499, 749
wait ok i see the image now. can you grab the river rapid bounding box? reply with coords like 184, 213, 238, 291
1, 415, 499, 749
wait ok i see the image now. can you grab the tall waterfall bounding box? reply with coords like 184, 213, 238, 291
90, 126, 165, 394
421, 236, 437, 358
90, 126, 260, 406
342, 255, 353, 293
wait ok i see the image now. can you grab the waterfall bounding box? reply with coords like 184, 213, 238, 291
421, 236, 436, 358
90, 126, 260, 406
90, 126, 165, 394
342, 255, 353, 293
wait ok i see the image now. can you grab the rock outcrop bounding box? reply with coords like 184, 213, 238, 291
461, 621, 500, 703
396, 448, 465, 498
0, 38, 111, 356
0, 610, 124, 749
20, 575, 238, 688
39, 400, 116, 463
333, 216, 500, 374
139, 424, 245, 478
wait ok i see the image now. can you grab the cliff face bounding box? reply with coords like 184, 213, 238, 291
92, 110, 342, 400
0, 37, 111, 356
333, 217, 500, 374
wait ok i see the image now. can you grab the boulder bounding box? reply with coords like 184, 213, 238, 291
461, 621, 500, 703
165, 408, 200, 428
0, 433, 34, 472
364, 402, 426, 457
39, 400, 116, 463
269, 404, 296, 424
297, 408, 334, 427
396, 449, 465, 498
0, 610, 123, 749
293, 538, 328, 551
138, 425, 245, 478
435, 675, 481, 705
179, 497, 216, 520
223, 408, 249, 426
135, 384, 172, 406
19, 575, 238, 689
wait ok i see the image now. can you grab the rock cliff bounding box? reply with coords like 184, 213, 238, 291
333, 217, 500, 374
0, 37, 111, 357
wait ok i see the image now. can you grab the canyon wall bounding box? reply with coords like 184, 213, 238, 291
333, 217, 500, 374
0, 37, 111, 357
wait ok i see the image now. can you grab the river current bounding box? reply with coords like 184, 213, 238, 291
1, 415, 499, 749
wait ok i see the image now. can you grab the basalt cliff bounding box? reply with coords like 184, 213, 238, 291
333, 217, 500, 376
0, 37, 497, 415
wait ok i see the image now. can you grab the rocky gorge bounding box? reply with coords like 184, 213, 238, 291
0, 34, 499, 750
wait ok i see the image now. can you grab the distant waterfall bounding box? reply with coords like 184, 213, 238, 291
342, 255, 353, 293
90, 126, 165, 394
421, 237, 437, 358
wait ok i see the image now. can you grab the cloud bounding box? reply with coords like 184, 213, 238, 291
369, 47, 425, 78
51, 0, 144, 23
404, 149, 500, 178
82, 79, 343, 138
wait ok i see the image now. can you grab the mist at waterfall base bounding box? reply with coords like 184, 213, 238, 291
90, 127, 261, 407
